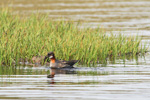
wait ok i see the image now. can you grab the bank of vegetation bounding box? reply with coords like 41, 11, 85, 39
0, 9, 147, 66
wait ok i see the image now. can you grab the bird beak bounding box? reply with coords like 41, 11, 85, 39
49, 56, 53, 59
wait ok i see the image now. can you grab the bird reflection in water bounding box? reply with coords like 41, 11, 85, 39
47, 68, 77, 84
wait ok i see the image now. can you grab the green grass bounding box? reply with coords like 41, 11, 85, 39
0, 9, 148, 66
0, 66, 49, 75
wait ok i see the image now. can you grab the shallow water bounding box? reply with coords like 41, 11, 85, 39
0, 0, 150, 100
0, 54, 150, 100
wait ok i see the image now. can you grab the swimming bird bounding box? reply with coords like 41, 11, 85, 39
44, 52, 78, 68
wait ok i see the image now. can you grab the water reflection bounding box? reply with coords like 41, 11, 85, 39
47, 68, 77, 78
0, 61, 150, 99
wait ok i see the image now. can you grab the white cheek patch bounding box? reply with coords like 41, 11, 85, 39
49, 56, 53, 58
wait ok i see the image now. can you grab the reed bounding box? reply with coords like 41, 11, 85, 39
0, 9, 148, 66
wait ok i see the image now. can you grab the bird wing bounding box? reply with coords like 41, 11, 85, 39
59, 60, 78, 66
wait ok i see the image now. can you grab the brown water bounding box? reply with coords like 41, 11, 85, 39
0, 0, 150, 100
1, 0, 150, 31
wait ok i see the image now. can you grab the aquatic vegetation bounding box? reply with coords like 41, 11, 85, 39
0, 66, 48, 75
0, 9, 148, 66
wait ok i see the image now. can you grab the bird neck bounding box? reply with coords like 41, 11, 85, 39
50, 58, 56, 63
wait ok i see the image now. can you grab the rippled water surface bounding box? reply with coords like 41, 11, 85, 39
0, 0, 150, 100
1, 0, 150, 31
1, 54, 150, 100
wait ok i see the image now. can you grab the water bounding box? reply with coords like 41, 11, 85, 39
1, 0, 150, 31
1, 55, 150, 99
0, 0, 150, 100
